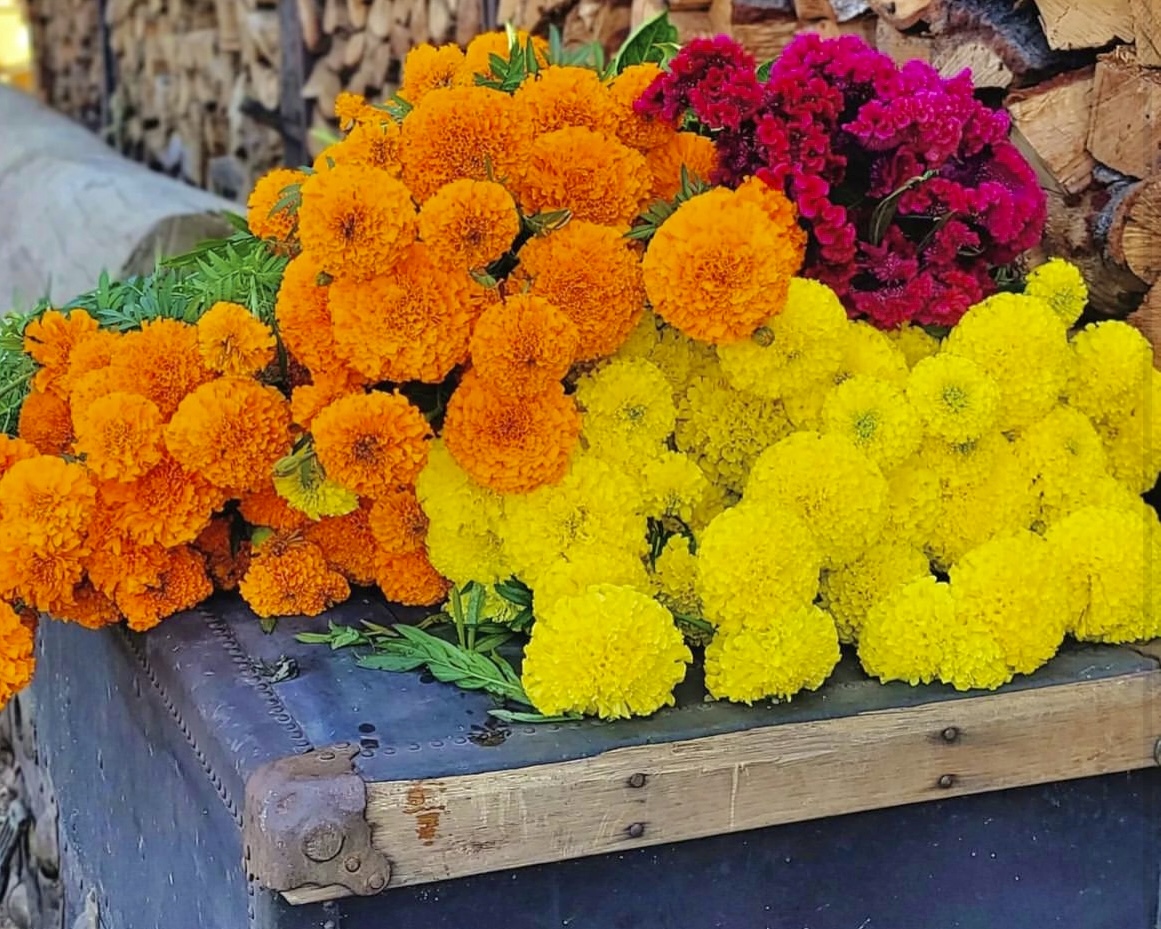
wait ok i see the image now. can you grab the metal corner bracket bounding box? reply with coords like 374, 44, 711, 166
244, 743, 392, 897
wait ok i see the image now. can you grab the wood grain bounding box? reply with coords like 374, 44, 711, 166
1033, 0, 1135, 50
1087, 46, 1161, 180
1007, 68, 1096, 196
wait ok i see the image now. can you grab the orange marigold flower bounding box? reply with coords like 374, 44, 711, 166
329, 242, 476, 384
24, 309, 99, 397
321, 120, 403, 177
400, 85, 530, 203
516, 127, 652, 230
18, 389, 74, 455
51, 581, 121, 630
400, 43, 465, 104
443, 369, 580, 493
73, 391, 165, 481
455, 30, 547, 85
239, 533, 350, 619
196, 301, 277, 376
734, 176, 807, 259
298, 164, 417, 281
516, 221, 646, 360
247, 167, 305, 244
334, 91, 379, 130
645, 131, 719, 202
274, 254, 364, 384
375, 548, 449, 606
0, 534, 85, 611
312, 391, 432, 498
305, 502, 378, 585
512, 65, 617, 135
642, 187, 799, 344
165, 378, 291, 492
0, 456, 95, 553
0, 600, 35, 709
368, 488, 428, 556
417, 179, 520, 271
58, 329, 118, 400
469, 293, 578, 395
194, 516, 252, 591
68, 366, 125, 422
116, 546, 213, 632
100, 455, 224, 548
108, 319, 214, 420
0, 436, 39, 483
609, 64, 673, 152
290, 378, 358, 431
239, 483, 310, 532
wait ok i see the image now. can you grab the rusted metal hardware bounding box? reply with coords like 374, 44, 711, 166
244, 743, 391, 897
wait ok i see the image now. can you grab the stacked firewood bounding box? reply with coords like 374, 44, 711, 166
21, 0, 102, 131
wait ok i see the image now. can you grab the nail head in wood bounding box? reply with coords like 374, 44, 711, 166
627, 822, 645, 839
628, 773, 647, 788
937, 774, 956, 789
941, 726, 959, 743
343, 855, 361, 873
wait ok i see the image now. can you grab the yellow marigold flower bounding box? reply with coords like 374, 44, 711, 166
73, 391, 165, 481
704, 605, 840, 704
500, 453, 646, 583
609, 63, 671, 151
0, 456, 95, 554
674, 374, 791, 496
717, 277, 848, 399
1047, 506, 1161, 643
1097, 373, 1161, 494
1068, 320, 1153, 423
195, 301, 276, 376
513, 65, 617, 135
108, 318, 214, 420
369, 488, 429, 556
24, 309, 99, 397
425, 519, 510, 587
0, 601, 35, 709
304, 502, 378, 586
1024, 257, 1087, 327
0, 436, 38, 484
644, 188, 801, 344
576, 358, 676, 464
696, 500, 821, 632
821, 375, 922, 472
470, 294, 578, 397
298, 165, 417, 281
116, 545, 213, 632
330, 243, 476, 384
883, 455, 942, 548
858, 575, 951, 686
820, 541, 930, 645
943, 292, 1071, 431
165, 378, 290, 493
652, 535, 700, 615
317, 119, 402, 177
18, 389, 74, 456
271, 446, 359, 520
523, 584, 691, 720
100, 455, 224, 548
312, 391, 431, 499
400, 43, 465, 104
418, 178, 519, 270
887, 323, 941, 368
456, 29, 547, 85
517, 127, 651, 230
906, 353, 1000, 445
836, 321, 908, 385
1013, 405, 1109, 528
0, 533, 84, 612
246, 168, 304, 244
195, 517, 252, 592
746, 432, 888, 569
416, 439, 505, 531
375, 547, 450, 606
443, 370, 580, 495
629, 317, 720, 395
644, 131, 718, 201
531, 542, 651, 612
517, 220, 646, 360
948, 530, 1070, 678
334, 91, 379, 129
400, 85, 530, 202
240, 533, 350, 619
640, 451, 708, 525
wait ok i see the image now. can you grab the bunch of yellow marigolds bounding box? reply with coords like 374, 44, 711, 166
2, 30, 1160, 721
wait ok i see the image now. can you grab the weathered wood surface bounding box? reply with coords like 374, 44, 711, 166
0, 86, 234, 310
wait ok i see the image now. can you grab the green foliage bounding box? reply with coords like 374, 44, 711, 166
611, 11, 679, 74
626, 166, 712, 242
868, 170, 937, 247
379, 94, 413, 123
476, 30, 544, 93
755, 58, 774, 82
0, 309, 42, 436
546, 24, 606, 71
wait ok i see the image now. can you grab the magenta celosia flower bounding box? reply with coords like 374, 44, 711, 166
636, 32, 1047, 329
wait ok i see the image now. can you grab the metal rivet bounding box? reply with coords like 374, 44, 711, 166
938, 774, 955, 789
302, 825, 344, 863
627, 823, 645, 839
941, 726, 959, 743
367, 873, 387, 892
344, 855, 361, 873
318, 750, 336, 762
334, 741, 351, 750
627, 773, 647, 789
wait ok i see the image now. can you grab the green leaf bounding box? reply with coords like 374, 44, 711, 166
330, 626, 364, 650
294, 632, 334, 644
259, 616, 278, 634
495, 578, 533, 608
611, 11, 679, 73
868, 170, 937, 246
756, 58, 774, 82
487, 709, 584, 724
357, 653, 428, 672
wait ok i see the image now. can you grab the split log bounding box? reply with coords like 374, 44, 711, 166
1087, 46, 1161, 180
875, 18, 1012, 88
1006, 68, 1096, 195
1032, 0, 1135, 51
1127, 283, 1161, 365
867, 0, 933, 30
1134, 0, 1161, 67
1115, 177, 1161, 285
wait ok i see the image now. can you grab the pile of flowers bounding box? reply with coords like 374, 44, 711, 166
0, 22, 1158, 724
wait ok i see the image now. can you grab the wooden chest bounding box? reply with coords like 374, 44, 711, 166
35, 592, 1161, 928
